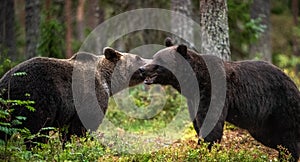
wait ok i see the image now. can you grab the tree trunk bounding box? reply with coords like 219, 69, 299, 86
86, 0, 102, 29
25, 0, 40, 59
76, 0, 85, 42
249, 0, 271, 62
291, 0, 300, 72
171, 0, 193, 48
199, 0, 231, 61
45, 0, 51, 21
292, 0, 299, 56
65, 0, 72, 58
0, 0, 17, 61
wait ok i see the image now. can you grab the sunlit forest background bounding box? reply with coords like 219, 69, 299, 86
0, 0, 300, 161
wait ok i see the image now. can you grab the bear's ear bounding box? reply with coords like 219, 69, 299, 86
165, 37, 173, 47
176, 44, 188, 58
103, 47, 123, 62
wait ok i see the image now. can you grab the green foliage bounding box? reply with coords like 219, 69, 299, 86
228, 0, 267, 60
0, 84, 292, 161
0, 94, 55, 161
6, 100, 35, 112
0, 56, 18, 77
275, 54, 300, 68
106, 85, 186, 132
97, 134, 278, 162
0, 132, 106, 161
271, 0, 290, 15
0, 96, 35, 142
244, 17, 266, 42
37, 18, 65, 58
0, 71, 37, 160
12, 71, 27, 77
0, 59, 13, 77
273, 54, 300, 88
0, 128, 288, 161
0, 1, 297, 161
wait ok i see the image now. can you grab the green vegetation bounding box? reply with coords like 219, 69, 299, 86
0, 0, 299, 161
0, 84, 297, 161
0, 56, 17, 77
38, 18, 65, 59
0, 42, 299, 162
1, 54, 299, 161
0, 38, 299, 162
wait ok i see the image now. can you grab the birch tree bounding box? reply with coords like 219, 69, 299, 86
199, 0, 230, 60
171, 0, 193, 48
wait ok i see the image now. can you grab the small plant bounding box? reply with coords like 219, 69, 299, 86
0, 71, 37, 161
0, 97, 35, 142
277, 145, 293, 161
0, 57, 18, 77
0, 95, 36, 161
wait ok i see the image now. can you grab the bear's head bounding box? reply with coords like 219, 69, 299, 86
138, 38, 194, 91
102, 47, 150, 94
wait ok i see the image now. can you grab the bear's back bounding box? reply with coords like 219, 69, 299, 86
225, 60, 300, 136
0, 57, 73, 96
0, 52, 101, 92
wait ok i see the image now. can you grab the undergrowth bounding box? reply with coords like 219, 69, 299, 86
0, 85, 294, 161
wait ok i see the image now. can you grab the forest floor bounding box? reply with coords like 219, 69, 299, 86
221, 127, 278, 159
97, 122, 285, 161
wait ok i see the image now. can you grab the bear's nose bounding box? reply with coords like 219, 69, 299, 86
138, 67, 146, 77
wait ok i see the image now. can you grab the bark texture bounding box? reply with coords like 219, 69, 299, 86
200, 0, 230, 61
171, 0, 193, 48
65, 0, 72, 58
25, 0, 40, 59
0, 0, 17, 60
76, 0, 85, 42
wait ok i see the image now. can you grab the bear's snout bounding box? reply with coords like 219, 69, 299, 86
138, 64, 160, 85
138, 64, 159, 77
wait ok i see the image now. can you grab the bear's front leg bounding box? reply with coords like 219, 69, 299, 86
187, 100, 200, 135
196, 108, 227, 150
202, 119, 225, 149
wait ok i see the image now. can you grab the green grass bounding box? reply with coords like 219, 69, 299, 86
0, 127, 284, 161
1, 85, 293, 162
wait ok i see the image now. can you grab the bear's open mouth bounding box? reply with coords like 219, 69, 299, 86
144, 74, 157, 85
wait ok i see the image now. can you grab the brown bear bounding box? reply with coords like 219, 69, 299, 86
0, 47, 148, 146
139, 40, 300, 161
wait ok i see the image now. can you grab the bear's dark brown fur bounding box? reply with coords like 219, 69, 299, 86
0, 47, 148, 145
139, 40, 300, 161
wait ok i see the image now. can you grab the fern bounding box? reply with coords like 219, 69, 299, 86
0, 96, 35, 139
0, 110, 9, 118
12, 72, 27, 77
